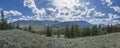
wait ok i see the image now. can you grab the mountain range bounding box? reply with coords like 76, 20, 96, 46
12, 20, 103, 28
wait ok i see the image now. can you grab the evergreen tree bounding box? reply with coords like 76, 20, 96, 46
81, 27, 90, 37
0, 10, 6, 30
70, 25, 75, 38
24, 27, 27, 31
8, 23, 13, 29
110, 25, 113, 33
1, 10, 5, 23
74, 24, 80, 37
0, 10, 9, 30
64, 25, 70, 38
46, 26, 52, 37
64, 24, 80, 38
28, 25, 32, 32
107, 25, 111, 33
16, 22, 20, 29
90, 25, 98, 36
57, 29, 61, 38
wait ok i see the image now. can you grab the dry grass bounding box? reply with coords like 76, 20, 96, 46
0, 29, 120, 48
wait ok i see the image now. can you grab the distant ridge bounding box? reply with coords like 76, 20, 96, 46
52, 21, 93, 27
12, 20, 103, 27
12, 20, 60, 27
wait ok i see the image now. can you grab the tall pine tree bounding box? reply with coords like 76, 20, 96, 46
0, 10, 11, 30
28, 25, 32, 32
46, 26, 52, 37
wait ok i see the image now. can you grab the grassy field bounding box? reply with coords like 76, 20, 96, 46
0, 29, 120, 48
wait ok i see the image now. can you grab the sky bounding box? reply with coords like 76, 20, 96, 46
0, 0, 120, 25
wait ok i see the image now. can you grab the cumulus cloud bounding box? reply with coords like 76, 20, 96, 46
0, 8, 23, 22
50, 0, 80, 9
48, 0, 93, 21
0, 8, 22, 17
101, 0, 113, 6
19, 16, 34, 20
100, 0, 120, 25
108, 13, 120, 20
22, 0, 120, 25
88, 18, 120, 25
4, 10, 22, 16
7, 18, 18, 23
24, 0, 46, 20
94, 11, 105, 17
23, 0, 90, 21
88, 13, 120, 25
102, 0, 120, 13
110, 6, 120, 13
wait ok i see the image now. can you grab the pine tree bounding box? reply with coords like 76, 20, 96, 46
65, 24, 80, 38
110, 25, 113, 33
46, 26, 52, 37
90, 25, 98, 36
0, 10, 14, 30
16, 22, 20, 29
0, 10, 5, 30
28, 25, 32, 32
1, 10, 5, 24
74, 24, 80, 37
82, 27, 90, 37
8, 23, 13, 29
107, 25, 111, 33
64, 25, 70, 38
0, 10, 8, 30
57, 29, 61, 38
70, 25, 75, 38
24, 27, 27, 31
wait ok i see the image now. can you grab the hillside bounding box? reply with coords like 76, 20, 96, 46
0, 29, 120, 48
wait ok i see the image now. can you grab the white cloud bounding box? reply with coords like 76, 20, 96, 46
101, 0, 113, 6
88, 13, 120, 25
0, 9, 22, 20
85, 2, 90, 5
86, 8, 95, 18
24, 0, 46, 20
88, 18, 120, 25
19, 16, 34, 20
106, 0, 112, 6
22, 0, 120, 25
0, 8, 23, 22
48, 0, 93, 22
110, 6, 120, 13
24, 0, 37, 14
50, 0, 80, 9
8, 18, 18, 23
94, 11, 105, 17
108, 13, 120, 19
85, 8, 105, 18
47, 8, 56, 12
102, 0, 120, 13
4, 10, 22, 16
23, 0, 95, 22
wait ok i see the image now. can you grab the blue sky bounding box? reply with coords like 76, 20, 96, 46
0, 0, 120, 25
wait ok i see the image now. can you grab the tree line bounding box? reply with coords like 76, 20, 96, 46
20, 24, 120, 38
